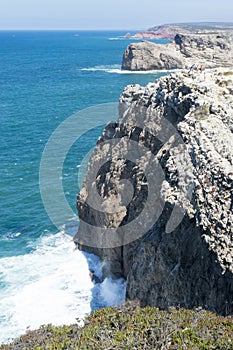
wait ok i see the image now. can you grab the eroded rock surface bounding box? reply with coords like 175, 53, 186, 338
122, 32, 233, 70
74, 68, 233, 315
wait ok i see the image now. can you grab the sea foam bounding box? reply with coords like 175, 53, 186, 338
0, 231, 126, 344
80, 65, 180, 75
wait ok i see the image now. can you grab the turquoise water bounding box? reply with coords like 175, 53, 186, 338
0, 30, 167, 343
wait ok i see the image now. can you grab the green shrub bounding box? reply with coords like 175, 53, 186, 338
1, 302, 232, 350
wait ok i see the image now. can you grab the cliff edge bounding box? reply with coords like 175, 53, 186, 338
74, 68, 233, 315
121, 32, 233, 70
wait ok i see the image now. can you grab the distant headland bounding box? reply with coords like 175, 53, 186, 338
122, 22, 233, 71
124, 22, 233, 40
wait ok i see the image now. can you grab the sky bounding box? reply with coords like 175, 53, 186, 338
0, 0, 232, 30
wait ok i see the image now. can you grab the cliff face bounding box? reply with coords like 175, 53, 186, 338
121, 32, 233, 71
74, 69, 233, 315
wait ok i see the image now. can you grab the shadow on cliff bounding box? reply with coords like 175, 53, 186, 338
126, 202, 233, 316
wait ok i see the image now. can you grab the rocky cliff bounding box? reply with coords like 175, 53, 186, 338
74, 68, 233, 315
127, 22, 233, 40
121, 32, 233, 70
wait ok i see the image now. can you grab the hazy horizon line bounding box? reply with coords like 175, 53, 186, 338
1, 21, 233, 32
0, 28, 141, 32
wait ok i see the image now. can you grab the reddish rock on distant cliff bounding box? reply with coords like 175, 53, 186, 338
126, 22, 233, 40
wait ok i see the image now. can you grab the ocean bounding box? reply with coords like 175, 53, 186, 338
0, 30, 168, 343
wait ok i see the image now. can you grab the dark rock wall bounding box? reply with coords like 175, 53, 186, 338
74, 69, 233, 315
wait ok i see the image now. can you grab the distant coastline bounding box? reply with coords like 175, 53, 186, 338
124, 21, 233, 40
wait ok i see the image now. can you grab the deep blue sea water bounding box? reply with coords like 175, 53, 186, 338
0, 30, 168, 343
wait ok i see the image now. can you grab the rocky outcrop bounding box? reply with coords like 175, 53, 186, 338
74, 68, 233, 315
122, 40, 183, 71
121, 32, 233, 70
127, 22, 233, 40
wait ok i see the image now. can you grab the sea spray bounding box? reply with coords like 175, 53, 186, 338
0, 231, 126, 344
0, 232, 92, 343
83, 252, 126, 311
